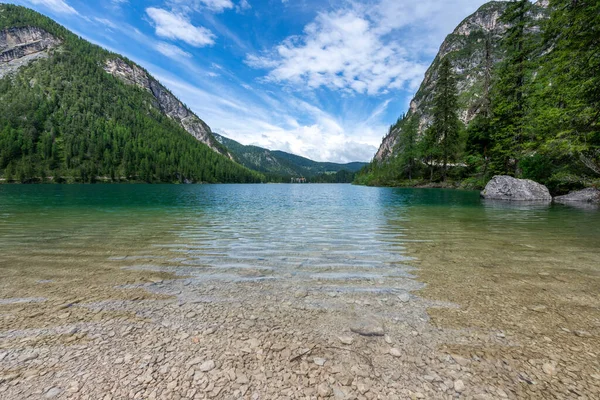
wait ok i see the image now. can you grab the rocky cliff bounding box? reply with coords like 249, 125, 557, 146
374, 0, 548, 162
103, 58, 230, 158
0, 26, 61, 78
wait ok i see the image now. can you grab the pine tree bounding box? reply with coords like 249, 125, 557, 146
430, 57, 462, 181
489, 0, 533, 176
396, 116, 420, 180
539, 0, 600, 175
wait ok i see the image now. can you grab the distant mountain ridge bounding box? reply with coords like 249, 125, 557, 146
213, 133, 367, 178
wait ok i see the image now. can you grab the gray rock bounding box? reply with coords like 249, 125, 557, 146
554, 188, 600, 204
454, 380, 465, 393
199, 360, 215, 372
397, 293, 410, 303
45, 387, 62, 398
313, 357, 327, 366
481, 175, 552, 201
338, 336, 354, 345
350, 319, 385, 336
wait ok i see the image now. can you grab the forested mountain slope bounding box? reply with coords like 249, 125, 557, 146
214, 133, 366, 179
358, 0, 599, 194
0, 4, 262, 183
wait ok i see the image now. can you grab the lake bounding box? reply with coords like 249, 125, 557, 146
1, 184, 599, 399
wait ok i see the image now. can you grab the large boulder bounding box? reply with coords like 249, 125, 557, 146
481, 175, 552, 201
554, 188, 600, 204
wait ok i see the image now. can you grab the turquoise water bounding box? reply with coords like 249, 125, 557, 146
0, 184, 599, 290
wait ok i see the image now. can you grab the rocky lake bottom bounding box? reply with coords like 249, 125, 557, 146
0, 184, 599, 399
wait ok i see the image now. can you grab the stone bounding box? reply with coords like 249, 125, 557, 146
389, 348, 402, 357
481, 175, 552, 201
45, 387, 62, 398
19, 353, 38, 362
338, 336, 354, 345
350, 319, 385, 336
318, 383, 332, 397
384, 335, 393, 344
454, 380, 465, 393
314, 357, 327, 366
199, 360, 215, 372
542, 363, 557, 376
333, 386, 350, 399
397, 293, 410, 303
554, 188, 600, 204
294, 289, 308, 298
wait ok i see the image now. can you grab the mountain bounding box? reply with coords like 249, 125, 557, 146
213, 133, 367, 178
373, 1, 548, 163
357, 0, 600, 193
0, 4, 262, 183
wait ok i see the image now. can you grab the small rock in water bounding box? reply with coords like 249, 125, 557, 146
350, 319, 385, 336
199, 360, 216, 372
338, 336, 354, 345
454, 380, 465, 393
389, 348, 402, 357
314, 357, 327, 366
530, 305, 547, 313
45, 388, 62, 398
398, 293, 410, 303
294, 289, 308, 298
542, 363, 557, 376
317, 383, 332, 397
384, 334, 393, 344
203, 326, 216, 335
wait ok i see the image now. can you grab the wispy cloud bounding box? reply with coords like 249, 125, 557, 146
146, 7, 216, 47
22, 0, 77, 14
246, 9, 427, 95
246, 0, 487, 95
155, 42, 192, 59
167, 0, 235, 13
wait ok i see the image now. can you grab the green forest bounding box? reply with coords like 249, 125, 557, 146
0, 5, 263, 184
356, 0, 599, 194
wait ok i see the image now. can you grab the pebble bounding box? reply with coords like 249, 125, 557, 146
454, 380, 465, 393
294, 289, 308, 298
350, 319, 385, 336
338, 336, 354, 345
542, 363, 557, 376
389, 348, 402, 357
45, 387, 62, 398
314, 357, 327, 366
398, 293, 410, 303
199, 360, 216, 372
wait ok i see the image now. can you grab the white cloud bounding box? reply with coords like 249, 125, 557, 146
247, 0, 487, 95
167, 0, 235, 13
146, 7, 216, 47
246, 10, 427, 95
237, 0, 251, 12
155, 42, 192, 59
149, 70, 381, 162
24, 0, 77, 14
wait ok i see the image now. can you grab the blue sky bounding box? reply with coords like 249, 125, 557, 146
7, 0, 490, 162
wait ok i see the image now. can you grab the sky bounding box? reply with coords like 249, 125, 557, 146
6, 0, 491, 163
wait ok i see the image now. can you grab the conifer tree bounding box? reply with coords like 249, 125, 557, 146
396, 115, 420, 180
430, 57, 462, 181
540, 0, 600, 175
489, 0, 533, 176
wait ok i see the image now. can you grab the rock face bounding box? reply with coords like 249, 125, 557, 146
481, 175, 552, 201
374, 1, 548, 162
103, 58, 230, 158
554, 188, 600, 204
0, 26, 61, 78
